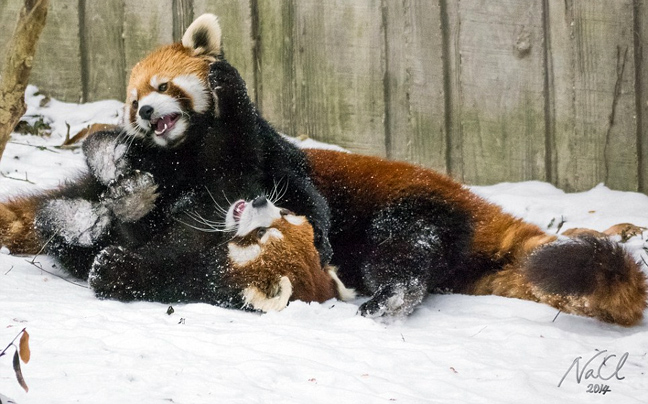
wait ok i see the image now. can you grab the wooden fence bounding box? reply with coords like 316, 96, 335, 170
1, 0, 647, 193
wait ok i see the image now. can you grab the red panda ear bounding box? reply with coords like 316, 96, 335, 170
182, 14, 223, 58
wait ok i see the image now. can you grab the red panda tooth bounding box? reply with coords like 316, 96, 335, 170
154, 123, 168, 136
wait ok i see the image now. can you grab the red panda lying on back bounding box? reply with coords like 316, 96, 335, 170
222, 196, 354, 312
305, 149, 647, 326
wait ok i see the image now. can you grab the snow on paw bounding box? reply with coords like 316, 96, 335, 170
241, 276, 293, 313
36, 198, 111, 247
103, 170, 158, 222
83, 130, 129, 185
358, 282, 426, 319
207, 60, 249, 117
89, 246, 144, 301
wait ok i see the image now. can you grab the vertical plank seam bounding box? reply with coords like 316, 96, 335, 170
287, 0, 296, 137
173, 0, 194, 42
439, 0, 453, 176
604, 46, 629, 185
78, 0, 88, 103
120, 0, 127, 101
633, 0, 645, 193
542, 0, 555, 184
250, 0, 261, 109
381, 0, 392, 159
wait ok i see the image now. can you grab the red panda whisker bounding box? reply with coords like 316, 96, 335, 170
184, 211, 227, 228
173, 217, 228, 233
183, 210, 227, 226
220, 189, 233, 206
274, 177, 290, 203
203, 186, 229, 215
268, 177, 287, 204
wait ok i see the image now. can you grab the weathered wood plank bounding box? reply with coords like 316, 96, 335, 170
123, 0, 174, 91
634, 0, 648, 194
172, 0, 194, 42
83, 1, 126, 102
25, 0, 83, 102
447, 0, 547, 185
549, 0, 638, 191
255, 0, 296, 135
292, 0, 386, 155
0, 1, 23, 65
384, 0, 446, 172
193, 0, 256, 103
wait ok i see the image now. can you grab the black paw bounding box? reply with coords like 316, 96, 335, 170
102, 170, 158, 222
208, 60, 252, 117
208, 60, 244, 94
358, 282, 426, 319
89, 246, 145, 301
314, 231, 333, 267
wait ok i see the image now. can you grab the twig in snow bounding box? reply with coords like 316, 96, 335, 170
24, 259, 89, 289
7, 140, 60, 153
1, 171, 35, 184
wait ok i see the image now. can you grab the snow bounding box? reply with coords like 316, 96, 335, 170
1, 88, 648, 404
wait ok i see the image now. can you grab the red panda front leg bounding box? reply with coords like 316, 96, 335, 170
357, 200, 472, 318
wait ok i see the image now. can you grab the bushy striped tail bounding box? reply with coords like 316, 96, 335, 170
472, 235, 647, 326
0, 196, 42, 254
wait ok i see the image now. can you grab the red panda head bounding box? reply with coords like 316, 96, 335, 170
124, 14, 222, 148
222, 197, 356, 311
225, 196, 313, 267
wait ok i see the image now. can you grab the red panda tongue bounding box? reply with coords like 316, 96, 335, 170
155, 114, 179, 135
233, 201, 246, 222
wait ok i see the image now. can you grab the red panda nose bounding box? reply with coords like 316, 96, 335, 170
252, 196, 267, 208
139, 105, 154, 120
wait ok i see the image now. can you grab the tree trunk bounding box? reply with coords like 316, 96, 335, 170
0, 0, 50, 162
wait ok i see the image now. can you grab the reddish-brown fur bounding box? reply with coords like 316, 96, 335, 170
0, 194, 47, 254
127, 43, 213, 123
305, 149, 647, 326
224, 218, 339, 304
305, 149, 553, 268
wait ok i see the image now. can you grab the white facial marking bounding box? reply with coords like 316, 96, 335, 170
284, 215, 306, 226
227, 243, 262, 266
241, 276, 293, 312
150, 75, 169, 89
173, 75, 210, 113
259, 228, 283, 244
230, 200, 283, 237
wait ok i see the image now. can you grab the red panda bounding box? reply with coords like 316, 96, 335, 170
222, 196, 354, 312
304, 149, 647, 326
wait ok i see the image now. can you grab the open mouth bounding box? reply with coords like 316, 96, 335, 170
232, 201, 247, 222
151, 113, 181, 136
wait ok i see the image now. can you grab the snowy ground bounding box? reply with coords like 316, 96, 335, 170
1, 88, 647, 403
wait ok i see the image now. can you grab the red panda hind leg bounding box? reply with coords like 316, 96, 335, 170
471, 236, 647, 327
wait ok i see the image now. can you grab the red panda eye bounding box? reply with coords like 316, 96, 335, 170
256, 227, 267, 239
158, 83, 168, 92
280, 208, 295, 217
132, 100, 138, 109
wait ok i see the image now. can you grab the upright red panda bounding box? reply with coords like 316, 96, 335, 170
0, 13, 333, 298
